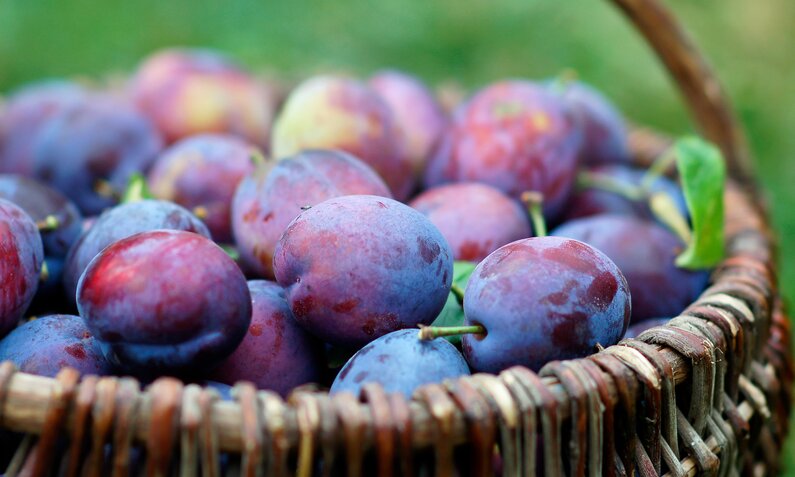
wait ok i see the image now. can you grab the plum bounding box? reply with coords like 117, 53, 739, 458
63, 200, 210, 303
131, 48, 278, 150
273, 195, 452, 347
31, 93, 163, 214
409, 183, 531, 261
624, 317, 671, 339
424, 80, 582, 219
564, 164, 687, 223
460, 236, 630, 373
0, 199, 44, 336
147, 134, 259, 243
0, 174, 83, 257
209, 280, 323, 396
550, 80, 630, 166
77, 230, 251, 375
271, 75, 414, 200
0, 81, 86, 176
552, 215, 709, 322
0, 315, 112, 377
368, 70, 448, 179
231, 149, 391, 278
330, 329, 469, 398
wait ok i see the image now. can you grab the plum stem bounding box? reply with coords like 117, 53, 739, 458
250, 149, 267, 166
521, 191, 547, 237
192, 206, 209, 220
94, 179, 121, 200
220, 244, 240, 261
40, 261, 49, 282
36, 215, 60, 231
121, 173, 154, 203
577, 170, 644, 201
641, 150, 678, 190
650, 191, 693, 245
450, 284, 465, 306
417, 324, 486, 341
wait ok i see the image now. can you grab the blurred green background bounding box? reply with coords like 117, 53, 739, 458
1, 0, 793, 472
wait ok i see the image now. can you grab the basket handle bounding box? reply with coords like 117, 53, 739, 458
609, 0, 753, 184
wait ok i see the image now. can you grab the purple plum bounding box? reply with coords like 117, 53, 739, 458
77, 230, 251, 375
624, 317, 671, 339
551, 80, 630, 165
0, 199, 44, 336
461, 236, 631, 373
424, 80, 582, 219
231, 149, 392, 278
409, 182, 531, 261
271, 75, 414, 200
273, 195, 453, 347
368, 70, 448, 179
209, 280, 323, 397
0, 174, 82, 257
31, 93, 163, 214
552, 215, 709, 322
63, 200, 210, 304
0, 315, 112, 377
148, 134, 258, 242
330, 329, 470, 398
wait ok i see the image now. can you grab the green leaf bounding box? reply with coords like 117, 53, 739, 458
673, 137, 726, 269
220, 244, 240, 261
430, 261, 477, 344
121, 172, 154, 203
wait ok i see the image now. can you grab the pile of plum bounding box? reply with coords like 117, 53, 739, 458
0, 48, 712, 400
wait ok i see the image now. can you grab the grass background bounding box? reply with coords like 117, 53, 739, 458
1, 0, 793, 472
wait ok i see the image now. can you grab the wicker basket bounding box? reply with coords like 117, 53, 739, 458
0, 0, 791, 475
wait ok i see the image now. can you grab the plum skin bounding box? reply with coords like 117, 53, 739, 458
462, 236, 631, 373
330, 329, 470, 398
424, 80, 582, 220
131, 48, 277, 150
0, 174, 83, 257
231, 149, 392, 278
0, 314, 112, 377
209, 280, 323, 397
409, 182, 531, 261
77, 230, 251, 375
552, 80, 630, 166
148, 133, 258, 243
273, 195, 453, 347
552, 214, 709, 322
368, 70, 448, 179
271, 75, 414, 200
0, 199, 44, 336
31, 94, 163, 215
63, 199, 210, 303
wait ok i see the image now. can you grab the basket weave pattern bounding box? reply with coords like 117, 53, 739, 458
0, 0, 791, 475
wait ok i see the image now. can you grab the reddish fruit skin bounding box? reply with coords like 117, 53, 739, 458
210, 280, 323, 396
368, 70, 448, 179
271, 76, 414, 200
425, 80, 582, 220
148, 134, 258, 243
409, 183, 531, 261
63, 200, 210, 304
77, 230, 251, 375
462, 236, 631, 373
231, 149, 391, 278
131, 49, 277, 150
273, 195, 453, 347
552, 215, 709, 322
0, 314, 112, 377
0, 199, 44, 336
